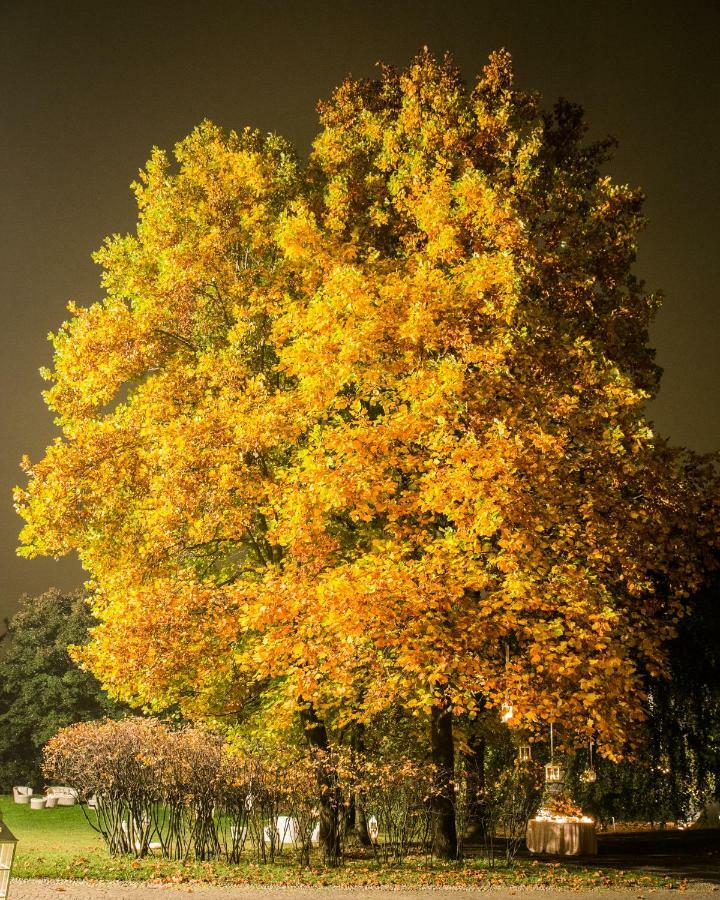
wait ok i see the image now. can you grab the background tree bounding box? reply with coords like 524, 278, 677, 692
571, 562, 720, 826
647, 568, 720, 816
16, 50, 719, 857
0, 588, 125, 790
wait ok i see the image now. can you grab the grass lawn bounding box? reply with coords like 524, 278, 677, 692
0, 795, 104, 856
0, 797, 682, 889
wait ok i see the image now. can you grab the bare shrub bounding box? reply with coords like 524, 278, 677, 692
476, 760, 543, 865
44, 719, 457, 868
43, 718, 166, 856
358, 756, 436, 862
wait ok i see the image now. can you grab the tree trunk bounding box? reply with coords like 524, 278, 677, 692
430, 704, 458, 859
351, 724, 372, 847
354, 794, 372, 847
300, 705, 342, 863
464, 732, 487, 842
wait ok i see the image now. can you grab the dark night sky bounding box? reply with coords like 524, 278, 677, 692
1, 1, 718, 617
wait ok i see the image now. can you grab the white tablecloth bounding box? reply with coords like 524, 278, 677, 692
526, 819, 597, 856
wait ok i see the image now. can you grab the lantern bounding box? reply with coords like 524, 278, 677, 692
580, 741, 597, 783
544, 722, 564, 782
500, 644, 513, 723
518, 744, 532, 762
545, 762, 564, 784
0, 813, 17, 899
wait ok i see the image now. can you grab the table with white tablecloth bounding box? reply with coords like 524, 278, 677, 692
526, 818, 597, 856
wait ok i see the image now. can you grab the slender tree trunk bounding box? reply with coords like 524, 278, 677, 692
351, 725, 372, 847
465, 732, 487, 842
300, 705, 342, 863
430, 704, 458, 860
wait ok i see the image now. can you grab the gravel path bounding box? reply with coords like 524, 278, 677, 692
9, 883, 719, 900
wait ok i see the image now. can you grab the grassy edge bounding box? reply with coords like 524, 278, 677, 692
10, 851, 683, 890
0, 799, 692, 891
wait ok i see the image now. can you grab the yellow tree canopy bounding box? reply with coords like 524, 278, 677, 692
16, 51, 718, 757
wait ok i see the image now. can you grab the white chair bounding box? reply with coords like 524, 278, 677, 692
367, 814, 379, 843
12, 787, 32, 804
263, 816, 320, 848
230, 824, 247, 842
264, 816, 297, 847
263, 816, 295, 847
45, 786, 78, 807
121, 819, 161, 852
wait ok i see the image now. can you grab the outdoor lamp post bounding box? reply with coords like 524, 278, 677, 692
0, 813, 17, 899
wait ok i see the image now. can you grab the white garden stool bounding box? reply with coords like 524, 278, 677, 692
30, 797, 46, 810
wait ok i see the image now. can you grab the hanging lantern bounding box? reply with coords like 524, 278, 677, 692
580, 741, 597, 783
0, 812, 17, 899
500, 645, 513, 722
543, 722, 564, 783
518, 744, 532, 762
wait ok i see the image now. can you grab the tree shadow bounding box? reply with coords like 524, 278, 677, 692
520, 828, 720, 884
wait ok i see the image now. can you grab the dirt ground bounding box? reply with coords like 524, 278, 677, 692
9, 886, 720, 900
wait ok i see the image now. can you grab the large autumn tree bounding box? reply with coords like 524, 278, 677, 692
16, 51, 718, 856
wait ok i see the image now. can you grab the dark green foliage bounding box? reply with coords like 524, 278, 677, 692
654, 574, 720, 805
0, 588, 124, 790
568, 568, 720, 825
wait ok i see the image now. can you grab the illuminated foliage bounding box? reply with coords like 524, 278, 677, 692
17, 51, 718, 758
